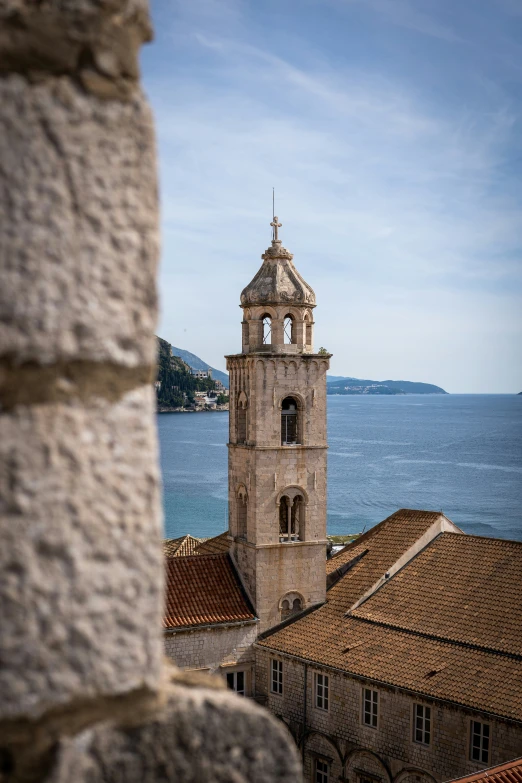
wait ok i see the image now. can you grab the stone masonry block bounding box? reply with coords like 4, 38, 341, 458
0, 74, 158, 368
45, 681, 302, 783
0, 386, 163, 719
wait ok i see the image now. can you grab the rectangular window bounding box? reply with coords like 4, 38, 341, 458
470, 721, 490, 764
315, 672, 329, 711
271, 659, 283, 695
281, 412, 298, 444
363, 687, 378, 728
315, 759, 329, 783
413, 704, 431, 745
226, 670, 245, 696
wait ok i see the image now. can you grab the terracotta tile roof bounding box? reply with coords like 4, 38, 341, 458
195, 532, 230, 555
352, 533, 522, 656
258, 509, 522, 721
446, 756, 522, 783
163, 535, 202, 557
325, 509, 448, 605
164, 553, 255, 630
163, 532, 230, 558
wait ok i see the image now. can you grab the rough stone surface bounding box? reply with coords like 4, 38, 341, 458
0, 74, 159, 369
0, 386, 163, 720
0, 0, 152, 100
44, 682, 302, 783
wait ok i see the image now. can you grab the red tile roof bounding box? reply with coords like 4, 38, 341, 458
258, 509, 522, 721
446, 756, 522, 783
163, 535, 202, 557
164, 553, 255, 630
163, 532, 230, 558
195, 532, 230, 555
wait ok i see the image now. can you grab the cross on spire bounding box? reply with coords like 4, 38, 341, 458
271, 215, 282, 242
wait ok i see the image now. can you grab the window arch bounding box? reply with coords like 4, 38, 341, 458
261, 313, 272, 345
281, 396, 300, 445
236, 486, 248, 540
237, 391, 248, 444
278, 487, 306, 541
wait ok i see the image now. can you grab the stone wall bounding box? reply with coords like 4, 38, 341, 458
0, 2, 302, 780
255, 649, 522, 783
164, 622, 258, 683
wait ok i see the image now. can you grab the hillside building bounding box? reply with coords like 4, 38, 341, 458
163, 218, 522, 783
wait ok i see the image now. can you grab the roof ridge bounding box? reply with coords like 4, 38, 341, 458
442, 531, 522, 546
349, 615, 522, 660
166, 551, 229, 561
328, 508, 448, 564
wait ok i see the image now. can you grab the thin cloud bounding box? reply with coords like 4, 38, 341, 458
143, 0, 522, 392
342, 0, 463, 42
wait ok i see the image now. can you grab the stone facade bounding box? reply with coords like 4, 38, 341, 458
164, 621, 258, 692
255, 651, 522, 783
226, 225, 330, 632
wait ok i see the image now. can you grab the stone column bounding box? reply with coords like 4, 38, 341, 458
0, 0, 163, 721
0, 2, 301, 781
271, 316, 285, 348
249, 318, 264, 350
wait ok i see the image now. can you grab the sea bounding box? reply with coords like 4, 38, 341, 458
158, 394, 522, 542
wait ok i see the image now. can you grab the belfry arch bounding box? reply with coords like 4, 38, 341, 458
280, 394, 303, 445
277, 486, 308, 542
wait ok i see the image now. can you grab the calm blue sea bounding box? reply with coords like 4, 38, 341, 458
158, 395, 522, 542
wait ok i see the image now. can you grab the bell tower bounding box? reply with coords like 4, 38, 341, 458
226, 217, 330, 632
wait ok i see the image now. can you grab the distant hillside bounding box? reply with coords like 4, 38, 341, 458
327, 377, 447, 395
156, 337, 215, 408
171, 346, 229, 388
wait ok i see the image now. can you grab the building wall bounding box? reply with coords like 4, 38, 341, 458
164, 622, 258, 677
255, 649, 522, 783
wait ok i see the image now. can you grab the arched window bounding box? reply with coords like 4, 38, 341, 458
283, 314, 295, 345
262, 314, 272, 345
281, 396, 300, 445
237, 487, 247, 540
237, 392, 247, 444
304, 313, 312, 346
279, 493, 304, 541
280, 592, 304, 620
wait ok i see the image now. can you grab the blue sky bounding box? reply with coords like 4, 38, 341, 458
141, 0, 522, 393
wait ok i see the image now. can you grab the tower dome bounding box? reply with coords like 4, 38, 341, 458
240, 217, 316, 307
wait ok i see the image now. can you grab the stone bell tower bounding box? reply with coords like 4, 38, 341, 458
226, 217, 330, 633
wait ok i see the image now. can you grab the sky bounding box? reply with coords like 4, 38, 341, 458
141, 0, 522, 393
